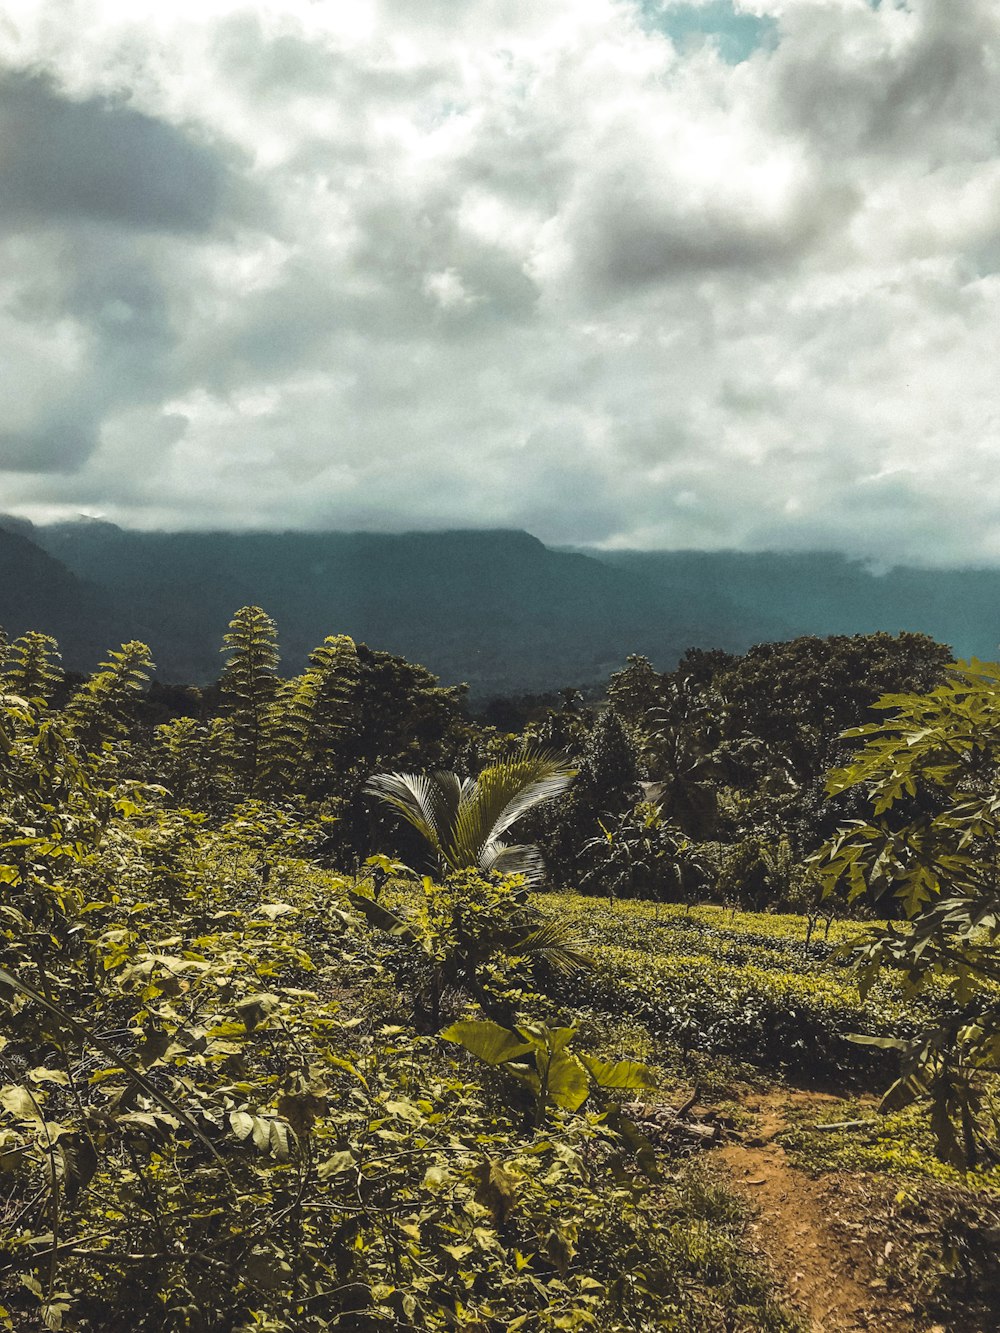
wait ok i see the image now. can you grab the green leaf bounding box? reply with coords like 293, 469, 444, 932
318, 1149, 357, 1178
441, 1243, 473, 1261
543, 1051, 590, 1112
0, 1085, 41, 1122
440, 1020, 535, 1066
579, 1054, 657, 1092
347, 891, 422, 944
236, 992, 281, 1031
229, 1111, 255, 1141
844, 1033, 908, 1050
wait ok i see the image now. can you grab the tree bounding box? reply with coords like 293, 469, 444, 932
535, 708, 644, 888
365, 748, 575, 885
708, 632, 952, 789
813, 659, 1000, 1166
269, 633, 359, 795
337, 644, 470, 775
219, 606, 281, 796
639, 675, 730, 840
1, 631, 62, 708
63, 641, 154, 752
606, 655, 665, 726
318, 643, 473, 859
153, 715, 234, 808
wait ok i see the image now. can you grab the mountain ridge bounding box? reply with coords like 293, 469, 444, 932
3, 517, 999, 696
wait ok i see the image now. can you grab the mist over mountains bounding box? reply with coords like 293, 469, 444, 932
2, 517, 999, 698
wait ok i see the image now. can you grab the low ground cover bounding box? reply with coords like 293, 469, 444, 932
538, 896, 951, 1085
527, 894, 1000, 1331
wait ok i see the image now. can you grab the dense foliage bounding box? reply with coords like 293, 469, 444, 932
814, 659, 1000, 1168
0, 607, 995, 1330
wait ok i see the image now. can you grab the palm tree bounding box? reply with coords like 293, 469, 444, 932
364, 748, 574, 885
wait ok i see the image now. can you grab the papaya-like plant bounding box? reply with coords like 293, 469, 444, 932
441, 1018, 656, 1126
813, 659, 1000, 1166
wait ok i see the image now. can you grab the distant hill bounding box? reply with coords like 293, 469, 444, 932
2, 518, 999, 696
10, 521, 787, 695
586, 549, 1000, 666
0, 524, 145, 670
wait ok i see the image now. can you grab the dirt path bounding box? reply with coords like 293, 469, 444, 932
712, 1089, 929, 1333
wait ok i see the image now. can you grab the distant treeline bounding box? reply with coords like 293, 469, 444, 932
5, 515, 1000, 696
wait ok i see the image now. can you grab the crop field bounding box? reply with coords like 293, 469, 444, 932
539, 896, 950, 1084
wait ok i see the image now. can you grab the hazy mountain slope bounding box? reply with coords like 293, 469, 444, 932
22, 523, 787, 693
0, 525, 144, 671
8, 520, 997, 696
588, 549, 1000, 663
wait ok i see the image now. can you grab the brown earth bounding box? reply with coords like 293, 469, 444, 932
711, 1088, 941, 1333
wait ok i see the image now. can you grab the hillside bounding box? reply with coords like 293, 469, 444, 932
6, 520, 790, 693
589, 548, 1000, 664
0, 588, 996, 1331
6, 517, 1000, 694
0, 524, 144, 669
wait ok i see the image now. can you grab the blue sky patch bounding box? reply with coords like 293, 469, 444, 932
640, 1, 779, 64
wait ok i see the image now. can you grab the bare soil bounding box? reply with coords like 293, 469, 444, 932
712, 1088, 938, 1333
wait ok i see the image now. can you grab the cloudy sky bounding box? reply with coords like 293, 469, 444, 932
1, 0, 998, 562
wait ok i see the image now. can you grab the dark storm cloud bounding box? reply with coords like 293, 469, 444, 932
0, 69, 230, 232
0, 418, 99, 473
773, 0, 1000, 157
585, 194, 827, 288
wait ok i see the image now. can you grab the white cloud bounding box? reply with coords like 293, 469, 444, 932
0, 0, 999, 564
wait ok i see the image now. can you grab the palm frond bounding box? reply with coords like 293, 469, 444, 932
369, 751, 572, 885
482, 749, 575, 841
450, 750, 573, 866
364, 771, 446, 857
430, 769, 469, 866
484, 841, 546, 885
506, 917, 594, 975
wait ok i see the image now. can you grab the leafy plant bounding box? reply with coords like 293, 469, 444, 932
219, 604, 282, 796
349, 870, 591, 1028
1, 630, 62, 709
361, 851, 414, 897
441, 1018, 657, 1126
581, 801, 711, 905
813, 659, 1000, 1165
63, 640, 154, 751
365, 746, 575, 884
268, 632, 359, 794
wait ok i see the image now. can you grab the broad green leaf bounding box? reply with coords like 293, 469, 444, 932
0, 1085, 41, 1122
440, 1020, 535, 1066
579, 1054, 657, 1092
543, 1051, 590, 1112
318, 1149, 356, 1178
229, 1111, 255, 1141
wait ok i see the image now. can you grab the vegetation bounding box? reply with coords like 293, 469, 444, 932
365, 749, 574, 884
0, 605, 996, 1330
814, 659, 1000, 1167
